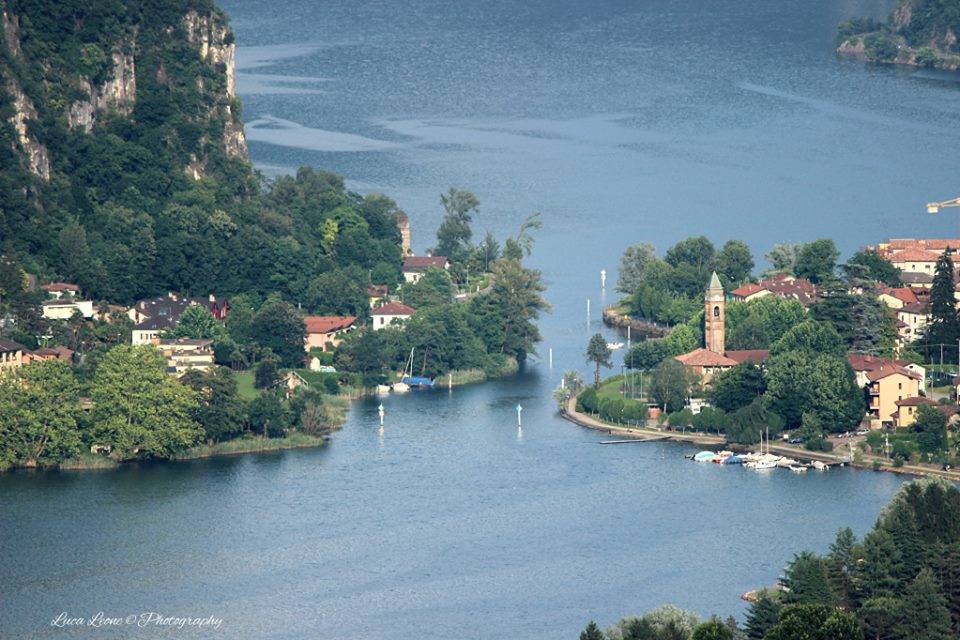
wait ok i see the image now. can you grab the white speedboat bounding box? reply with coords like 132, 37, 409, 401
607, 341, 625, 350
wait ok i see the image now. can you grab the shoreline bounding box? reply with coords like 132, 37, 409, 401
562, 395, 960, 482
9, 362, 521, 475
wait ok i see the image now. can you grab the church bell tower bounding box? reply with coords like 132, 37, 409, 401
705, 271, 725, 354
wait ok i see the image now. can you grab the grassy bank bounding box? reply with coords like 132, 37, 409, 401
447, 356, 519, 387
58, 453, 119, 471
173, 432, 329, 460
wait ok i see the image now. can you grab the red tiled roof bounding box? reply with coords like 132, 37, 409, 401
731, 283, 764, 297
41, 282, 80, 292
879, 286, 919, 305
675, 348, 738, 367
886, 238, 960, 251
725, 349, 770, 364
401, 256, 449, 272
866, 365, 920, 382
887, 248, 941, 262
303, 316, 356, 334
367, 285, 388, 297
371, 301, 415, 316
895, 396, 935, 407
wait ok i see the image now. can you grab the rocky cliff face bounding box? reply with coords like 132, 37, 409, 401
66, 49, 137, 132
183, 9, 247, 160
0, 1, 248, 183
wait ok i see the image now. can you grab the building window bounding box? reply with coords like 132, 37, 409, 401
713, 306, 720, 318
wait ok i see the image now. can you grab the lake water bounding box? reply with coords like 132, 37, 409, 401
3, 0, 956, 637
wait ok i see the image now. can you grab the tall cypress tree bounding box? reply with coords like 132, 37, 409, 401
935, 542, 960, 635
895, 568, 953, 640
744, 592, 781, 639
781, 551, 835, 605
924, 251, 960, 362
857, 529, 902, 604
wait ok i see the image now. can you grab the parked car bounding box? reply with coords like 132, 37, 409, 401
789, 437, 805, 445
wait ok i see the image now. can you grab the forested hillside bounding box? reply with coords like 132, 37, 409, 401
0, 0, 403, 304
837, 0, 960, 69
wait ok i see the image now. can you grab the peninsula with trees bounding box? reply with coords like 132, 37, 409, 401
836, 0, 960, 69
0, 0, 548, 471
561, 234, 960, 478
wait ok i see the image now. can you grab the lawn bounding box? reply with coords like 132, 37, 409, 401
235, 370, 259, 400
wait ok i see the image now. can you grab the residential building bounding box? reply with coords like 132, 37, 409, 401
877, 286, 919, 310
729, 273, 817, 306
41, 298, 95, 320
304, 315, 356, 352
371, 301, 415, 330
366, 285, 389, 309
0, 339, 26, 373
40, 282, 80, 299
893, 396, 958, 428
28, 345, 74, 363
848, 353, 922, 428
129, 293, 229, 345
401, 255, 449, 284
156, 338, 214, 377
674, 348, 737, 382
896, 303, 930, 344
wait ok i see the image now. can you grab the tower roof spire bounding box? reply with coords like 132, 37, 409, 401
709, 271, 722, 291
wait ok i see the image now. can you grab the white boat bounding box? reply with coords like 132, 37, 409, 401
392, 382, 410, 394
753, 459, 777, 470
393, 347, 416, 394
811, 460, 828, 471
607, 341, 625, 350
375, 384, 391, 395
789, 465, 808, 473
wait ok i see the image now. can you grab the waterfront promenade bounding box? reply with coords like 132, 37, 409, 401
562, 395, 960, 481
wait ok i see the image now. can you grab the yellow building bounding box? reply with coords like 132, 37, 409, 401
864, 367, 921, 429
0, 339, 25, 373
156, 338, 214, 377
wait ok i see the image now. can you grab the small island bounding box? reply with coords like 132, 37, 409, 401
836, 0, 960, 70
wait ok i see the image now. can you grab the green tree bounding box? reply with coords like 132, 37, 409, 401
913, 404, 948, 456
625, 339, 666, 370
770, 319, 846, 358
692, 618, 733, 640
711, 362, 766, 413
728, 398, 783, 445
579, 621, 604, 640
468, 259, 548, 361
857, 597, 903, 640
250, 297, 307, 368
794, 239, 839, 284
181, 367, 247, 443
617, 242, 658, 294
0, 360, 83, 468
169, 304, 224, 340
895, 568, 953, 640
825, 527, 858, 608
764, 604, 861, 640
254, 352, 281, 389
402, 267, 454, 309
248, 391, 290, 438
305, 267, 370, 317
745, 592, 782, 639
764, 351, 863, 430
766, 243, 800, 275
90, 345, 202, 459
844, 250, 902, 287
666, 236, 716, 277
782, 552, 835, 606
923, 251, 960, 362
436, 188, 480, 260
586, 333, 613, 385
714, 240, 754, 285
649, 357, 695, 412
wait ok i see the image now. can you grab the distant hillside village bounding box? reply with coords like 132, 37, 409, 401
574, 235, 960, 470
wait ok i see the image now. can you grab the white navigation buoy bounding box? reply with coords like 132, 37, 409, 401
516, 403, 523, 427
600, 269, 607, 289
378, 403, 385, 427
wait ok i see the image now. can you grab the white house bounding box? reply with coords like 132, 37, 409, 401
41, 298, 95, 320
401, 255, 450, 284
371, 301, 415, 330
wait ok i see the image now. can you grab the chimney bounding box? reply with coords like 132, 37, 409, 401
209, 294, 216, 302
